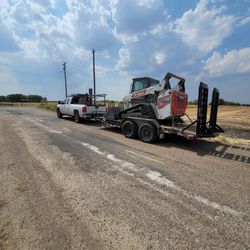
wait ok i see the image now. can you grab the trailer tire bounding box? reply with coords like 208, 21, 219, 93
122, 120, 138, 139
74, 111, 81, 123
138, 123, 157, 143
57, 108, 63, 118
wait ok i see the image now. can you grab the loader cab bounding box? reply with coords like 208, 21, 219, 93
130, 77, 160, 93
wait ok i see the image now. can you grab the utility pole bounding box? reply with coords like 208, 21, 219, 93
92, 49, 96, 105
62, 62, 68, 98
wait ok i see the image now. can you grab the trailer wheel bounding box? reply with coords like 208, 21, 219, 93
74, 111, 81, 123
138, 123, 157, 143
57, 108, 63, 118
122, 120, 138, 139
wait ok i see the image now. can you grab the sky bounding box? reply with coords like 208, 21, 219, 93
0, 0, 250, 103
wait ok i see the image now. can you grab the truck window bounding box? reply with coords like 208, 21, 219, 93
66, 98, 70, 104
79, 95, 87, 104
72, 96, 79, 104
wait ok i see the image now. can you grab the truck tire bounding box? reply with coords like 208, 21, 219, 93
138, 123, 157, 143
57, 108, 63, 118
122, 120, 138, 139
74, 111, 81, 123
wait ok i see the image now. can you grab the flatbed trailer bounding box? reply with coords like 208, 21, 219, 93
102, 82, 223, 143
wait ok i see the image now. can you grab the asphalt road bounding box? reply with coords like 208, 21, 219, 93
0, 107, 249, 250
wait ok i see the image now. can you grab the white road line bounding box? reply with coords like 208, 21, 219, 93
146, 171, 177, 189
112, 165, 135, 176
107, 154, 138, 172
34, 118, 44, 123
62, 128, 72, 133
22, 116, 62, 134
81, 142, 138, 172
81, 142, 104, 155
82, 144, 246, 218
126, 150, 164, 164
146, 170, 245, 218
34, 122, 62, 134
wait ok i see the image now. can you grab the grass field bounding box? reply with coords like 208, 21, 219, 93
185, 105, 250, 144
0, 101, 57, 111
1, 102, 249, 144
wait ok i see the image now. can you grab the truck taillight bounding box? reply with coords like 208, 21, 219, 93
82, 106, 87, 113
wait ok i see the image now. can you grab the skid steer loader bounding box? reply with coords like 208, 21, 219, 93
103, 72, 223, 143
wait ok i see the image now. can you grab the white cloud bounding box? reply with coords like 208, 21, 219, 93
137, 0, 155, 8
204, 47, 250, 76
154, 51, 166, 65
116, 48, 131, 70
0, 0, 249, 103
110, 0, 167, 39
0, 0, 119, 61
174, 0, 236, 54
240, 16, 250, 25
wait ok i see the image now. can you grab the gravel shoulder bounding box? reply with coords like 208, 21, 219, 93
0, 117, 104, 250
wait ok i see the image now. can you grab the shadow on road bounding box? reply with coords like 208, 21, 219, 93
158, 135, 250, 165
60, 117, 250, 165
62, 117, 104, 127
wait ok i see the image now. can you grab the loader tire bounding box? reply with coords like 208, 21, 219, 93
122, 120, 138, 139
74, 111, 81, 123
138, 123, 157, 143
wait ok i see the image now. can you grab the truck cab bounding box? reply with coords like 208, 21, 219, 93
57, 93, 106, 122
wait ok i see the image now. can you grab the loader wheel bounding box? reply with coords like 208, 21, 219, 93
138, 123, 157, 143
122, 120, 138, 139
57, 108, 63, 118
74, 111, 81, 123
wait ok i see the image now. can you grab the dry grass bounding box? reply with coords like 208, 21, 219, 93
185, 105, 250, 145
186, 105, 250, 127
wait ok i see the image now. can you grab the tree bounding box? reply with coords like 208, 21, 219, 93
218, 98, 225, 105
6, 94, 25, 102
27, 95, 43, 102
189, 99, 198, 105
0, 96, 6, 102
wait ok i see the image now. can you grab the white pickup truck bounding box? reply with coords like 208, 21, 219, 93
56, 93, 106, 122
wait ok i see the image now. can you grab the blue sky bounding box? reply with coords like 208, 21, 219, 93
0, 0, 250, 103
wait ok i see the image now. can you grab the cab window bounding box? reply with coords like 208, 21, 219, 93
72, 96, 79, 104
150, 79, 160, 87
132, 79, 149, 92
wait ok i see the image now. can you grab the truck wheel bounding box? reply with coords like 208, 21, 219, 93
122, 120, 138, 139
138, 123, 157, 143
74, 111, 81, 123
57, 108, 63, 118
